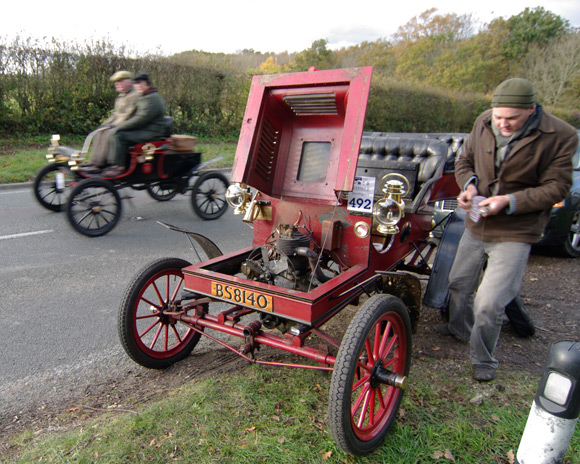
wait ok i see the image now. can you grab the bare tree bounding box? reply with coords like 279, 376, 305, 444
522, 31, 580, 108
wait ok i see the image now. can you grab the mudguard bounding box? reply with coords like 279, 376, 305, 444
423, 209, 465, 309
157, 221, 223, 259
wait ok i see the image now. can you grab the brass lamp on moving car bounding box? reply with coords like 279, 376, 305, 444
372, 174, 409, 235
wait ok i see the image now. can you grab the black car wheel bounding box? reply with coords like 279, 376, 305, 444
33, 163, 76, 212
66, 178, 122, 237
191, 171, 229, 220
147, 181, 180, 201
563, 206, 580, 258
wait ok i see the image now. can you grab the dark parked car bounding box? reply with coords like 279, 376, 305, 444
536, 130, 580, 257
432, 130, 580, 257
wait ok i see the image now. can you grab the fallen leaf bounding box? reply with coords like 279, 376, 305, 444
278, 438, 285, 444
445, 449, 456, 462
245, 426, 256, 432
507, 449, 515, 463
491, 414, 500, 422
433, 346, 441, 351
432, 450, 444, 459
322, 451, 332, 459
272, 415, 280, 422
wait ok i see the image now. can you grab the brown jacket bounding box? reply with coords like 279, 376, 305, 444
102, 89, 139, 127
456, 107, 578, 243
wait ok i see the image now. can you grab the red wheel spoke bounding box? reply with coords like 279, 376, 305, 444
149, 323, 164, 350
352, 382, 370, 418
139, 295, 162, 311
356, 387, 372, 428
171, 324, 184, 343
170, 276, 184, 301
377, 321, 393, 358
380, 333, 398, 362
352, 370, 371, 391
364, 338, 375, 365
164, 324, 169, 351
152, 281, 165, 306
139, 318, 161, 339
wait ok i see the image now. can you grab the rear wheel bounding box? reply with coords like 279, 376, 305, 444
118, 258, 203, 369
33, 163, 76, 212
66, 178, 121, 237
191, 171, 229, 220
147, 181, 180, 201
328, 294, 412, 456
562, 206, 580, 258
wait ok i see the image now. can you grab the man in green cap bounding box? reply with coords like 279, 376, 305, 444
83, 71, 139, 171
436, 78, 578, 381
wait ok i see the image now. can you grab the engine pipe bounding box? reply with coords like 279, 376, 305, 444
295, 247, 332, 283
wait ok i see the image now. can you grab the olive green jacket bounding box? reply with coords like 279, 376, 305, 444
116, 88, 167, 136
455, 107, 578, 243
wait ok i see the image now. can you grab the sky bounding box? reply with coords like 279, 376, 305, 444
3, 0, 580, 56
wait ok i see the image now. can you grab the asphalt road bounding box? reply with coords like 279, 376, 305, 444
0, 181, 252, 415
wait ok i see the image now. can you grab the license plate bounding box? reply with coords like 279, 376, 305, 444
211, 282, 273, 312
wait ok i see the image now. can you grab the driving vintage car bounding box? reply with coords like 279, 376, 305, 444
116, 66, 467, 456
33, 125, 229, 236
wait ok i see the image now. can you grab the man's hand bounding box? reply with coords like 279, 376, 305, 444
457, 184, 478, 212
480, 195, 510, 217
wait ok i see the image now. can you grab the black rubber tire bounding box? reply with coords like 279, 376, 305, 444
66, 178, 122, 237
328, 294, 412, 456
562, 206, 580, 258
118, 258, 203, 369
191, 171, 229, 220
33, 163, 74, 212
147, 182, 180, 201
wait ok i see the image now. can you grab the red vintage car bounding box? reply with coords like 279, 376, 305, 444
117, 67, 460, 456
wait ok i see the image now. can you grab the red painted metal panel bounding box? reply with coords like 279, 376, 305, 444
231, 67, 372, 199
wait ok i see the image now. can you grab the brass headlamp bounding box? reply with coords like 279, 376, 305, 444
226, 183, 251, 215
372, 173, 410, 235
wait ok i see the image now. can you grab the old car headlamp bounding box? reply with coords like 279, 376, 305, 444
373, 198, 403, 234
226, 183, 251, 214
372, 174, 410, 235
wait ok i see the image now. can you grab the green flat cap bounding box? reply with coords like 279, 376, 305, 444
110, 71, 133, 82
491, 78, 535, 108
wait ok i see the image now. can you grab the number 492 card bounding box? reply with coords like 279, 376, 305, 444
348, 176, 375, 215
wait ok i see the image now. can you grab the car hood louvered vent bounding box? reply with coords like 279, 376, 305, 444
282, 93, 337, 115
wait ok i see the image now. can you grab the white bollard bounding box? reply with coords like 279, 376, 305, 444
516, 341, 580, 464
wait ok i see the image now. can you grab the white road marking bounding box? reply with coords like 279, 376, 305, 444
0, 230, 54, 240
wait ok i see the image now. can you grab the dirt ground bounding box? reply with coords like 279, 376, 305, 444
1, 249, 578, 455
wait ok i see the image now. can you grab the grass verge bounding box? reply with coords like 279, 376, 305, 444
0, 136, 236, 184
4, 358, 579, 463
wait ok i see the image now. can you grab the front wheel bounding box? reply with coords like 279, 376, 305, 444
118, 258, 203, 369
66, 178, 121, 237
328, 294, 412, 456
33, 163, 76, 212
191, 171, 229, 220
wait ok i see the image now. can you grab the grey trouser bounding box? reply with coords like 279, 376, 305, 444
89, 127, 114, 167
447, 230, 531, 368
